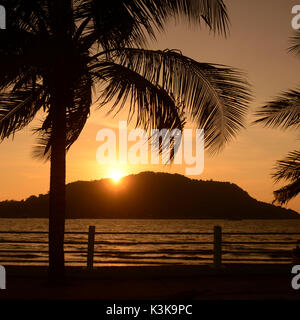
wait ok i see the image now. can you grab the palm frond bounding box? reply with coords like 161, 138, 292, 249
91, 60, 186, 161
254, 90, 300, 130
32, 73, 92, 160
289, 31, 300, 56
271, 150, 300, 205
78, 0, 229, 50
92, 61, 185, 133
272, 150, 300, 183
162, 0, 229, 33
0, 30, 40, 89
104, 48, 250, 153
0, 86, 46, 140
2, 0, 50, 33
273, 179, 300, 205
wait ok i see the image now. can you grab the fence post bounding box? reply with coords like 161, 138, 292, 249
87, 226, 95, 270
213, 226, 222, 268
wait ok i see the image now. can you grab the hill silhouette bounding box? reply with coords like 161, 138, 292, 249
0, 172, 299, 219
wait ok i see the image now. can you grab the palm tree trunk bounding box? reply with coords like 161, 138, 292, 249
48, 97, 66, 283
47, 0, 73, 284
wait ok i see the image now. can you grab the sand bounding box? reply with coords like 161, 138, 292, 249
0, 264, 299, 300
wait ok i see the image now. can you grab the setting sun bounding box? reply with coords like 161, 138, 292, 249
110, 170, 124, 183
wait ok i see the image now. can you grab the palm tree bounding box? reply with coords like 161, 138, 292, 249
0, 0, 251, 282
255, 32, 300, 205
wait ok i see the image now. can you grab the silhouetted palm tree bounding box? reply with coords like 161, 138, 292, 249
255, 32, 300, 205
0, 0, 251, 282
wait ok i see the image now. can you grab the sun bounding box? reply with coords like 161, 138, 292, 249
110, 170, 124, 183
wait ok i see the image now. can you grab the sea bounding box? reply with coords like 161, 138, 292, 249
0, 219, 300, 266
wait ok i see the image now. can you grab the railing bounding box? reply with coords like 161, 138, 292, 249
0, 226, 299, 268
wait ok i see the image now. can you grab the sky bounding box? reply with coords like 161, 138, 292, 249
1, 0, 300, 212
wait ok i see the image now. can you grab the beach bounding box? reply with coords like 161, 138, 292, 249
1, 264, 299, 300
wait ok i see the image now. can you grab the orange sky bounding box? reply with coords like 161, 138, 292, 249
1, 0, 300, 212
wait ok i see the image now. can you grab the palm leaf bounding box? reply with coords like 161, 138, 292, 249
272, 150, 300, 182
91, 61, 186, 161
92, 60, 185, 128
254, 90, 300, 130
273, 179, 300, 205
289, 31, 300, 56
78, 0, 229, 50
271, 150, 300, 205
2, 0, 50, 33
0, 86, 46, 140
32, 73, 92, 159
0, 30, 41, 90
105, 48, 250, 153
